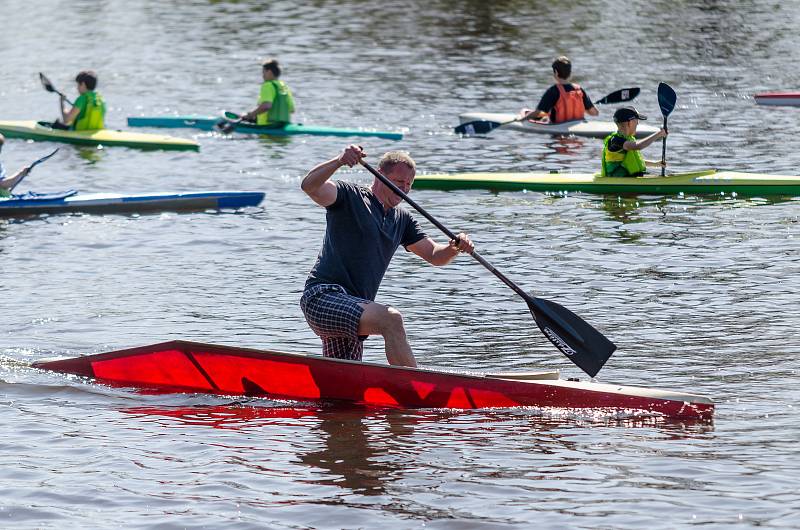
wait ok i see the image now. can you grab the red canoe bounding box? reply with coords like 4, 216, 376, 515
33, 340, 714, 420
754, 92, 800, 106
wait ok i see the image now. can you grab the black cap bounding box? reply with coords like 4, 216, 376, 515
614, 106, 647, 123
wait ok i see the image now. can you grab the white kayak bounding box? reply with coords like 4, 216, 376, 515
458, 112, 660, 139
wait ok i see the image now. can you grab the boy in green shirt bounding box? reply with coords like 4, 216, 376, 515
58, 70, 106, 131
241, 59, 295, 126
601, 106, 667, 177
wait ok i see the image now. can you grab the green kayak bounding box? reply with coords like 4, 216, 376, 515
0, 120, 199, 150
413, 170, 800, 197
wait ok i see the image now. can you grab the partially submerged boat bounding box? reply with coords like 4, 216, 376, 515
457, 112, 660, 139
127, 116, 404, 141
754, 92, 800, 107
34, 340, 714, 420
413, 169, 800, 197
0, 120, 199, 150
0, 190, 264, 216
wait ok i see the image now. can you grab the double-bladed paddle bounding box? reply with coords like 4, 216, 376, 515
9, 147, 60, 192
454, 87, 641, 136
360, 160, 616, 377
657, 82, 677, 177
39, 72, 73, 106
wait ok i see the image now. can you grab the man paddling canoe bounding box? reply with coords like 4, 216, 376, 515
601, 106, 668, 177
240, 59, 295, 127
0, 134, 32, 197
54, 71, 106, 131
520, 56, 599, 124
301, 145, 474, 367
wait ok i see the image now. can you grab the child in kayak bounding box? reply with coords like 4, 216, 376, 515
240, 59, 295, 126
55, 71, 106, 131
601, 106, 667, 177
520, 56, 599, 124
0, 134, 32, 198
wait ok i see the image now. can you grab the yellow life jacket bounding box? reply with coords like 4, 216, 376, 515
602, 132, 646, 177
73, 91, 106, 131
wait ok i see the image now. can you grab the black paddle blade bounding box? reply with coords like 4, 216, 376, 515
595, 87, 640, 105
657, 82, 677, 117
39, 72, 56, 92
526, 296, 616, 378
454, 120, 502, 135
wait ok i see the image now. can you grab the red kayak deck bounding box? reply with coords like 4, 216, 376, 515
33, 340, 714, 420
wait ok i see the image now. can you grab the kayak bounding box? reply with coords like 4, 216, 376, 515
458, 112, 660, 139
33, 340, 714, 420
413, 169, 800, 196
0, 190, 264, 216
0, 120, 199, 150
127, 116, 404, 141
754, 92, 800, 107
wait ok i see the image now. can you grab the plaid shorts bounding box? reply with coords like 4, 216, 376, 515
300, 284, 368, 361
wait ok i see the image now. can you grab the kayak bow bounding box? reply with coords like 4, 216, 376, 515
0, 190, 264, 216
0, 120, 199, 151
33, 340, 714, 420
127, 116, 404, 140
413, 169, 800, 197
754, 92, 800, 107
457, 112, 660, 139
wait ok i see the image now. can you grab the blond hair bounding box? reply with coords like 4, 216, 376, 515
378, 151, 416, 173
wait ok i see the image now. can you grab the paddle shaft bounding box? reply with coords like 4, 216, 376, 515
360, 161, 528, 299
661, 117, 668, 177
9, 148, 59, 192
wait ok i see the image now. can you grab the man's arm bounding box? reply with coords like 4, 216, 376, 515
301, 145, 365, 207
0, 165, 32, 192
407, 233, 474, 266
60, 95, 79, 126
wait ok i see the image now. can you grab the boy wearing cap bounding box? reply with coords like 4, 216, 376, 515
241, 59, 295, 126
601, 106, 667, 177
520, 56, 599, 124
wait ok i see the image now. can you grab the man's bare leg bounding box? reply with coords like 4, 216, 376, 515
357, 301, 417, 367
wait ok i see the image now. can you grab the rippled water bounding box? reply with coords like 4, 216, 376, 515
2, 0, 800, 528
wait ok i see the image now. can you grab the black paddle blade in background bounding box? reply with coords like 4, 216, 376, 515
454, 120, 502, 135
657, 82, 677, 116
595, 87, 640, 105
39, 72, 55, 92
526, 296, 616, 378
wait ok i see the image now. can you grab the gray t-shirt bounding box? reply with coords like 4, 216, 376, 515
305, 181, 428, 300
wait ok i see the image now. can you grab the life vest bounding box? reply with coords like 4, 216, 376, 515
553, 83, 585, 123
257, 80, 295, 125
73, 91, 106, 131
601, 132, 647, 177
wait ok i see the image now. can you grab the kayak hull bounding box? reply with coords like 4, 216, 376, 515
458, 112, 660, 139
754, 92, 800, 107
33, 340, 714, 420
0, 191, 264, 216
0, 120, 199, 150
127, 116, 404, 140
413, 170, 800, 196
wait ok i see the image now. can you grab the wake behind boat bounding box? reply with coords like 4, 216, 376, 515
458, 112, 660, 139
0, 190, 264, 216
413, 169, 800, 197
0, 120, 199, 150
33, 340, 714, 420
127, 115, 404, 141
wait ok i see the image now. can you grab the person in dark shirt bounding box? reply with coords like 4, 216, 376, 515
519, 56, 599, 124
601, 106, 667, 177
300, 145, 474, 367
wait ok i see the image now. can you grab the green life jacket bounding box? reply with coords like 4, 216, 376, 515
73, 91, 106, 131
602, 132, 646, 177
257, 80, 294, 125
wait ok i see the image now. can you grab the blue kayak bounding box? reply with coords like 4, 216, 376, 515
127, 116, 404, 141
0, 190, 264, 216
